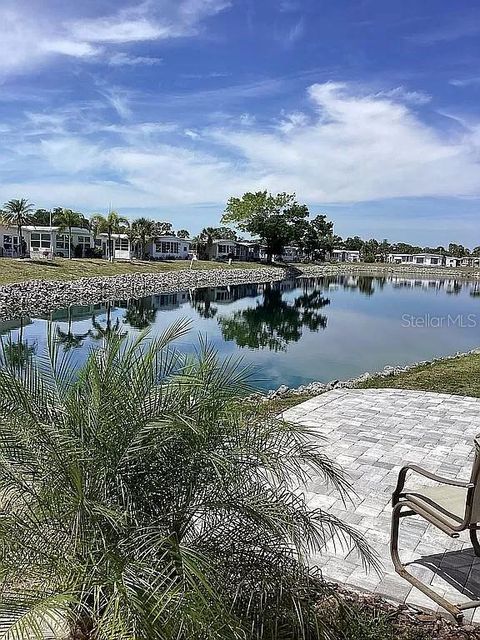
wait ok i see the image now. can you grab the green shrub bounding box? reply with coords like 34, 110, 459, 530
0, 323, 374, 639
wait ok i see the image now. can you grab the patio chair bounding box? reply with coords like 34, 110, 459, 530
391, 435, 480, 622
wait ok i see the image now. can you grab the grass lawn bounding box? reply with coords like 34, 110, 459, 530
0, 257, 263, 285
356, 352, 480, 398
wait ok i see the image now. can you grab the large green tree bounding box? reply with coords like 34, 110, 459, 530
0, 325, 374, 639
2, 198, 35, 256
298, 215, 336, 261
222, 191, 309, 262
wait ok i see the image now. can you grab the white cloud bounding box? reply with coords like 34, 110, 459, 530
97, 86, 134, 119
69, 17, 168, 44
285, 18, 305, 46
40, 40, 100, 58
184, 129, 201, 139
277, 111, 309, 133
209, 82, 480, 202
0, 0, 230, 75
376, 86, 431, 106
1, 82, 480, 210
108, 52, 163, 66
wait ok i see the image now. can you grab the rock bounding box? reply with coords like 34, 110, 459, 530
275, 384, 289, 395
0, 265, 287, 321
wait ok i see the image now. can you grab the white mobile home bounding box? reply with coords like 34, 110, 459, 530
96, 233, 132, 260
148, 236, 191, 260
387, 253, 445, 266
332, 249, 361, 263
0, 224, 93, 258
207, 239, 238, 260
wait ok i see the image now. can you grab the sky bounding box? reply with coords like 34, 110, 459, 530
0, 0, 479, 245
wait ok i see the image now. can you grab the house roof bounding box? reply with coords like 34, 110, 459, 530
154, 236, 191, 243
23, 225, 90, 234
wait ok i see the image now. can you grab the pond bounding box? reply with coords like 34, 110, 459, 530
1, 273, 480, 390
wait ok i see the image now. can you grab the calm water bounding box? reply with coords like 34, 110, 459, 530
2, 274, 480, 390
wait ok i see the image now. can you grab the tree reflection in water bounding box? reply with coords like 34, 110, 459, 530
0, 316, 37, 369
190, 288, 218, 319
91, 301, 127, 340
123, 297, 157, 330
55, 306, 91, 350
218, 282, 330, 352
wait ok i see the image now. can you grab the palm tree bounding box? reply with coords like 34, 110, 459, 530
55, 306, 91, 350
0, 324, 374, 639
54, 209, 85, 259
131, 217, 156, 259
2, 198, 35, 257
177, 229, 190, 239
90, 211, 129, 261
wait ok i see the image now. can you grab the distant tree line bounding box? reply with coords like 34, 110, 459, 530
2, 195, 478, 263
340, 236, 480, 262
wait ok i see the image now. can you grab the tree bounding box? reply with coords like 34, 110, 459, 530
131, 218, 156, 259
54, 209, 85, 259
193, 227, 236, 260
90, 211, 129, 261
298, 215, 335, 261
219, 283, 330, 351
190, 288, 219, 319
0, 326, 374, 639
31, 209, 52, 226
55, 306, 91, 350
344, 236, 364, 251
222, 191, 309, 262
363, 239, 379, 263
176, 229, 190, 238
154, 221, 174, 236
123, 297, 157, 330
377, 239, 391, 261
448, 243, 468, 258
2, 198, 35, 256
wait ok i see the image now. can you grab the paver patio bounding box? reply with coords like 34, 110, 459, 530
283, 388, 480, 622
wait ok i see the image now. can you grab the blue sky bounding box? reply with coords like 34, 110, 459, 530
1, 0, 479, 245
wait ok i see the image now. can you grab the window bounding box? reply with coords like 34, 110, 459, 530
3, 235, 19, 249
114, 237, 129, 251
31, 232, 51, 249
218, 244, 233, 254
155, 241, 179, 254
56, 234, 69, 249
431, 258, 438, 265
77, 235, 91, 247
416, 257, 424, 264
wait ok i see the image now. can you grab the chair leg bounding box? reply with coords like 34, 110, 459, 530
470, 528, 480, 557
391, 502, 465, 623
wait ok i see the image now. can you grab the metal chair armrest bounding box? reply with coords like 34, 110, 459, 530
392, 464, 472, 505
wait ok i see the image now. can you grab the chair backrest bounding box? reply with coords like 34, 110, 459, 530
466, 435, 480, 523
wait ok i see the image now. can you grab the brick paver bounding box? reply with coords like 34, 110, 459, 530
283, 388, 480, 622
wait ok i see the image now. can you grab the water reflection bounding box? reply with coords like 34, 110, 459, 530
0, 274, 479, 389
0, 316, 37, 368
218, 283, 329, 352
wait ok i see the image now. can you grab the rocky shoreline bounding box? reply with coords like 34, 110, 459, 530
253, 346, 480, 399
2, 261, 479, 322
0, 265, 287, 321
299, 263, 480, 279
